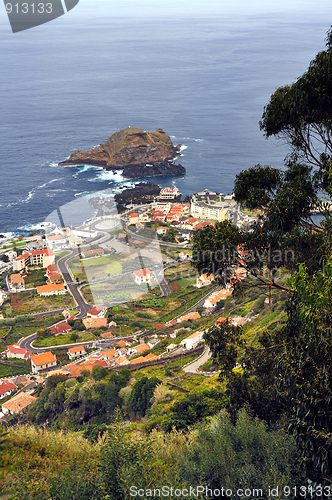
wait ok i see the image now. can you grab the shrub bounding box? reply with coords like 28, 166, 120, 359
178, 408, 302, 493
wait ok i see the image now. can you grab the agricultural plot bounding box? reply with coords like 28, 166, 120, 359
10, 292, 74, 315
68, 254, 122, 281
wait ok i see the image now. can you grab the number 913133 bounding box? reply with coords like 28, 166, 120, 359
5, 3, 53, 14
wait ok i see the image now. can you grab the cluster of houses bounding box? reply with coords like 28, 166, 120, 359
45, 228, 99, 252
9, 248, 68, 297
125, 187, 259, 235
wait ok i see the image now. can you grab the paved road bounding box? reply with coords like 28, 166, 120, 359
125, 225, 191, 248
57, 251, 92, 318
183, 347, 211, 373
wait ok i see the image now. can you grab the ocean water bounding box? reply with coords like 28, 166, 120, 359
0, 0, 331, 235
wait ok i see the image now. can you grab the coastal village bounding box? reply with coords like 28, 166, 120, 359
0, 185, 259, 420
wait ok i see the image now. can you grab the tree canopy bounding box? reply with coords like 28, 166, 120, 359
192, 27, 332, 482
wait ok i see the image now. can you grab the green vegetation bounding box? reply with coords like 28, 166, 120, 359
5, 408, 301, 499
191, 28, 332, 482
4, 29, 332, 490
33, 330, 94, 348
8, 291, 74, 316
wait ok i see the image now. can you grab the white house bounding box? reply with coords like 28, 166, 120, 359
203, 289, 232, 308
2, 392, 36, 415
5, 344, 31, 360
0, 380, 17, 399
9, 274, 25, 291
86, 305, 107, 318
196, 273, 214, 288
180, 331, 204, 350
131, 268, 151, 285
68, 345, 86, 360
13, 248, 55, 272
36, 283, 67, 296
30, 352, 57, 374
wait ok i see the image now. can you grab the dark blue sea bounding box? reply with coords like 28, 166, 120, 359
1, 0, 331, 236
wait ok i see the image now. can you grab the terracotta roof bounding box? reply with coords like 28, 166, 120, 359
117, 340, 126, 348
10, 274, 25, 284
133, 343, 150, 353
31, 351, 56, 367
130, 356, 146, 364
103, 349, 117, 360
115, 356, 130, 365
36, 283, 66, 293
47, 235, 64, 241
144, 353, 158, 361
68, 345, 86, 354
83, 317, 108, 329
215, 317, 228, 325
129, 213, 138, 217
206, 289, 232, 304
101, 331, 115, 339
185, 330, 204, 340
2, 392, 36, 414
178, 311, 201, 322
67, 360, 108, 377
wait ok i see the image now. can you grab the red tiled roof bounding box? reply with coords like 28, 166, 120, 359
132, 268, 151, 277
82, 248, 104, 257
5, 344, 31, 358
87, 305, 106, 316
31, 248, 54, 257
47, 264, 59, 273
0, 380, 17, 397
153, 323, 165, 330
48, 272, 62, 282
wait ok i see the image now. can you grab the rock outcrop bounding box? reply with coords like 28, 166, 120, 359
114, 182, 161, 206
58, 127, 185, 178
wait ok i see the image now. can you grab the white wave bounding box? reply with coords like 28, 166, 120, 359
38, 178, 60, 189
77, 165, 103, 174
17, 221, 55, 232
74, 191, 89, 197
88, 169, 124, 183
179, 145, 188, 151
0, 232, 15, 241
194, 138, 204, 142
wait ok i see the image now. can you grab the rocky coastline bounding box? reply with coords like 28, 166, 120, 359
58, 126, 186, 179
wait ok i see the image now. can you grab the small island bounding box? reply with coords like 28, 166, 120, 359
58, 126, 186, 178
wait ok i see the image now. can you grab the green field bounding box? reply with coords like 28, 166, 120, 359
33, 331, 95, 348
68, 255, 122, 280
